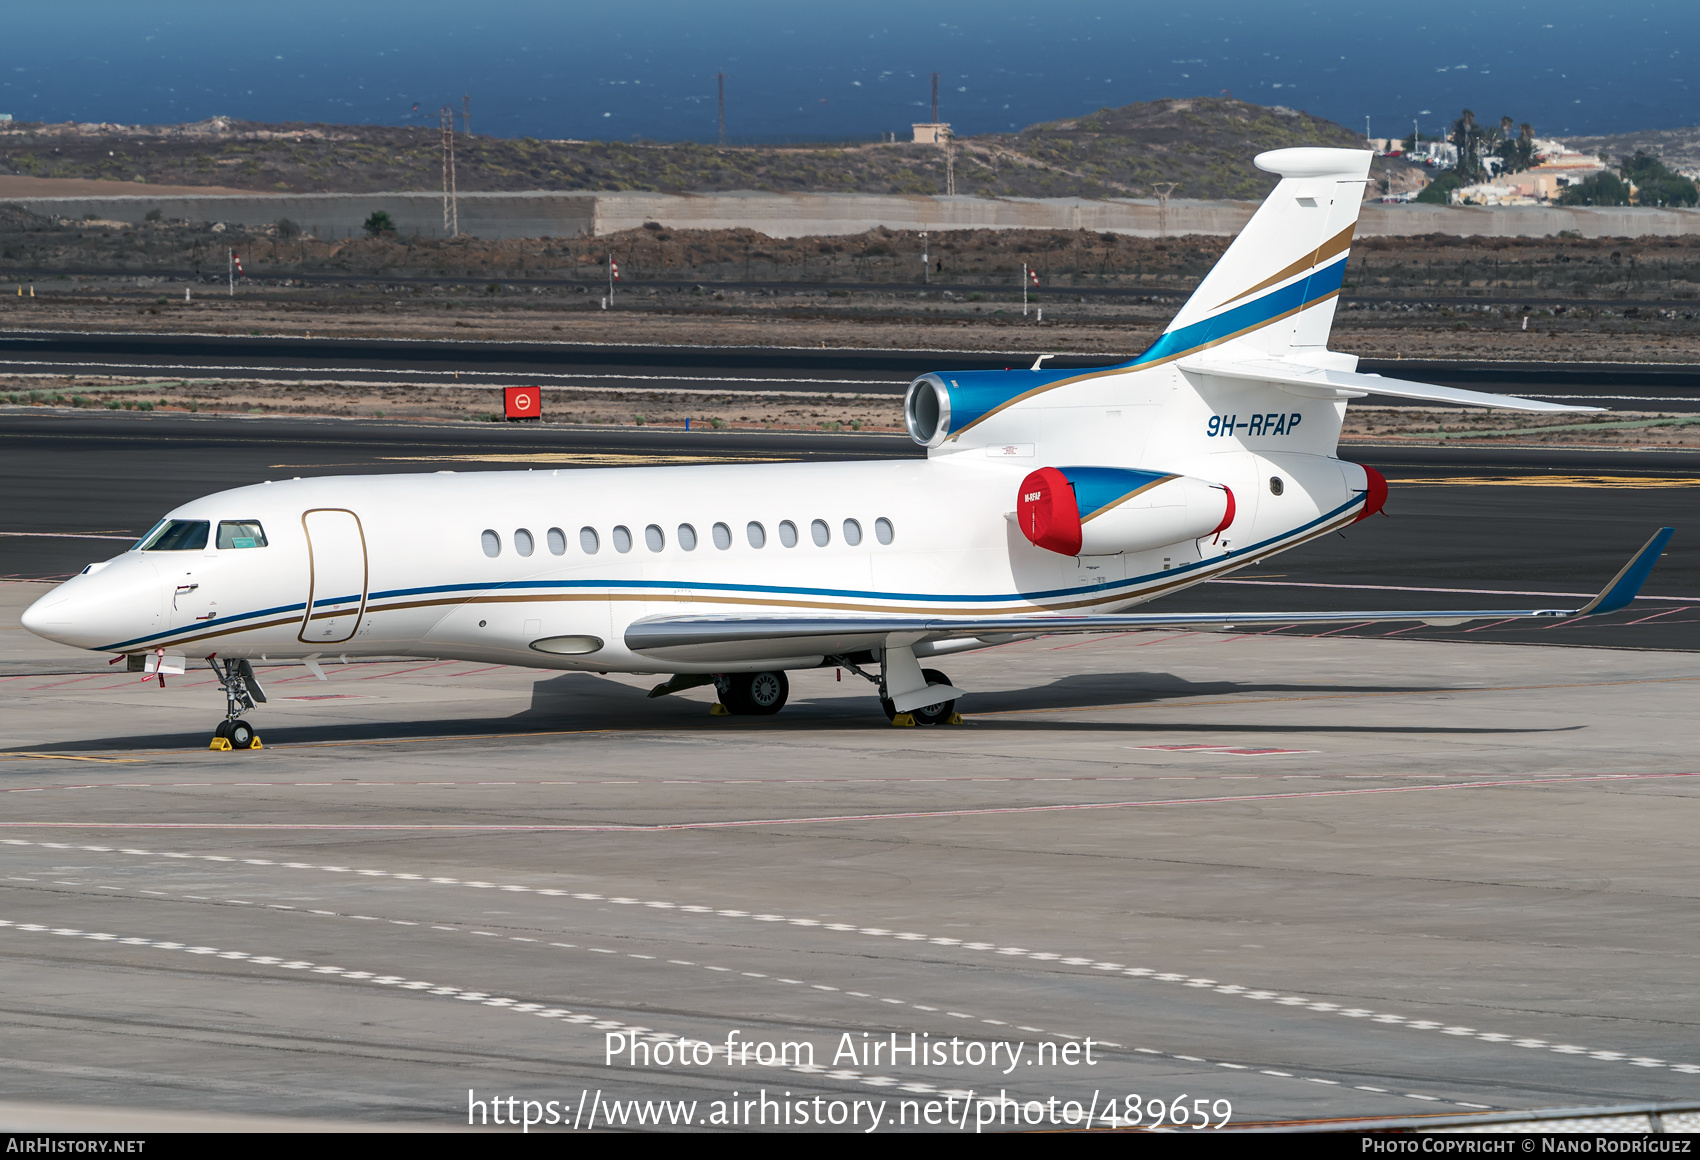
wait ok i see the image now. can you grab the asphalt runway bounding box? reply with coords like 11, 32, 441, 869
2, 409, 1694, 653
5, 331, 1700, 411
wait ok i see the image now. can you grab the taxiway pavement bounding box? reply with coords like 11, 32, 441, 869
1, 582, 1697, 1129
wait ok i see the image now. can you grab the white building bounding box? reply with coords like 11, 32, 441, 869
1412, 141, 1459, 167
911, 123, 951, 145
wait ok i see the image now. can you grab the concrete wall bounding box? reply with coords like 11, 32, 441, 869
6, 188, 1700, 240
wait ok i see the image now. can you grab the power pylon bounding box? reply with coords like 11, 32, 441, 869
440, 106, 459, 237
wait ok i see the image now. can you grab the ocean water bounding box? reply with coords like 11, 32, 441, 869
1, 0, 1694, 143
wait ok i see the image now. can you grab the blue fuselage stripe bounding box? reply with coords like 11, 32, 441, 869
98, 493, 1365, 652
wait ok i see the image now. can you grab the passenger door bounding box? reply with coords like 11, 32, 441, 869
299, 509, 368, 645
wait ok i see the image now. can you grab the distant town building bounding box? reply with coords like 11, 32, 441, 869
1410, 141, 1459, 167
0, 114, 12, 123
911, 122, 951, 145
1452, 150, 1608, 205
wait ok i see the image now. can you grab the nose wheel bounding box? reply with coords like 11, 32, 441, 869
212, 718, 261, 751
207, 657, 266, 750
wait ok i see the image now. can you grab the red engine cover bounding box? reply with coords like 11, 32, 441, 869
1353, 464, 1388, 521
1017, 467, 1083, 556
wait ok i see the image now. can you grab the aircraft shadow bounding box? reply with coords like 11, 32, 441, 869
0, 670, 1578, 754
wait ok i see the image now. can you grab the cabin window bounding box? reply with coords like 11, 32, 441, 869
811, 519, 830, 547
875, 517, 895, 545
481, 529, 501, 558
216, 520, 268, 549
712, 522, 732, 550
842, 518, 862, 546
547, 527, 567, 555
612, 525, 633, 553
645, 524, 665, 552
747, 521, 766, 549
579, 527, 600, 555
514, 528, 535, 557
141, 520, 210, 552
678, 523, 698, 551
778, 520, 799, 548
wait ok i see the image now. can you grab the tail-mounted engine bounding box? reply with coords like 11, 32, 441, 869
1017, 466, 1234, 557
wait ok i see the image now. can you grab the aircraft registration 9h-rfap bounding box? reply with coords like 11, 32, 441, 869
22, 148, 1674, 747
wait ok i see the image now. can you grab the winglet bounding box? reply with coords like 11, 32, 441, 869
1576, 528, 1675, 616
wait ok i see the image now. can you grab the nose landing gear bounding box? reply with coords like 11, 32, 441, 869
207, 657, 266, 751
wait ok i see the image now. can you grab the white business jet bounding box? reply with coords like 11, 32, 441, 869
22, 148, 1673, 748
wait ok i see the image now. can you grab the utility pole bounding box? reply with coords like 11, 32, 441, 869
1022, 262, 1029, 317
717, 73, 726, 146
462, 93, 472, 137
920, 231, 928, 285
228, 248, 234, 297
1152, 182, 1177, 240
1365, 114, 1370, 145
931, 73, 939, 124
440, 106, 459, 237
944, 127, 955, 195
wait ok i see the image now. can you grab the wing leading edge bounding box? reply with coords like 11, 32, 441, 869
625, 528, 1674, 655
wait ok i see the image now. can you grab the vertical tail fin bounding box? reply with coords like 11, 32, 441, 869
1136, 148, 1372, 366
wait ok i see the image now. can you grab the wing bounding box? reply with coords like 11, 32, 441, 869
625, 528, 1673, 658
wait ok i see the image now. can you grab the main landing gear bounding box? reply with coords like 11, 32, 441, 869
879, 668, 958, 727
662, 660, 961, 726
207, 656, 267, 751
830, 656, 962, 727
712, 671, 790, 716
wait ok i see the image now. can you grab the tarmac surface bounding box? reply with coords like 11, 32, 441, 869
0, 410, 1697, 1131
2, 588, 1698, 1130
4, 331, 1700, 411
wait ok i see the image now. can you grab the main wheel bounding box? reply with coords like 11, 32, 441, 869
880, 669, 956, 725
720, 671, 789, 716
226, 719, 256, 749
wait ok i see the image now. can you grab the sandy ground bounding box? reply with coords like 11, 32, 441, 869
6, 378, 1697, 451
6, 289, 1700, 366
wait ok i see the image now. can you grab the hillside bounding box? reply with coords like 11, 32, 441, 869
1557, 126, 1700, 175
0, 99, 1408, 202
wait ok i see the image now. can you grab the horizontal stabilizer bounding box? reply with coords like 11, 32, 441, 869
1178, 358, 1603, 413
627, 529, 1671, 653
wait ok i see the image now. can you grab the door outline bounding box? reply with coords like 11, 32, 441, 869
298, 508, 369, 644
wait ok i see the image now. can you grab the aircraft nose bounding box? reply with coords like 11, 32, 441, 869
20, 558, 163, 652
20, 589, 77, 644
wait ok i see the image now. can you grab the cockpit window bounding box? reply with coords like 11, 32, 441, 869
217, 520, 268, 549
139, 519, 210, 551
